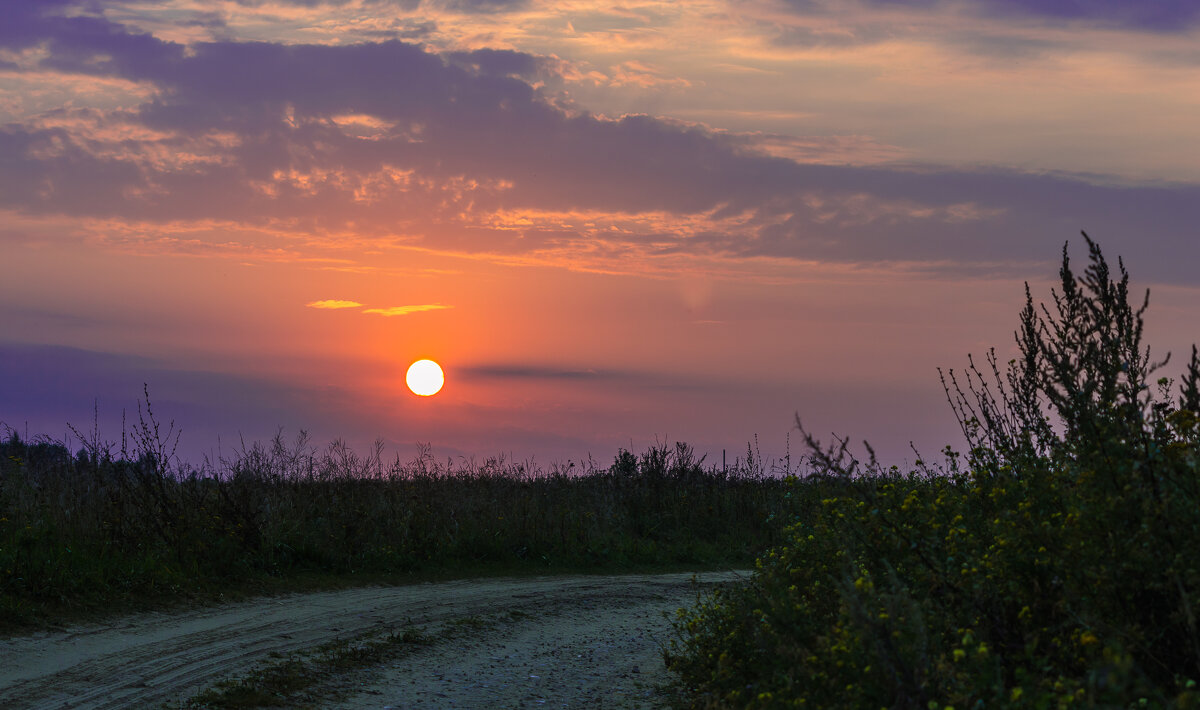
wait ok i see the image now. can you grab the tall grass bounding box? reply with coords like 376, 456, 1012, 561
0, 408, 810, 629
665, 234, 1200, 708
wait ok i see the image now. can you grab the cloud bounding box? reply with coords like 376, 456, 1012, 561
768, 22, 886, 48
306, 299, 364, 309
775, 0, 1200, 33
974, 0, 1200, 32
456, 363, 719, 392
0, 341, 366, 461
431, 0, 529, 15
1, 1, 1199, 283
222, 0, 520, 12
361, 304, 453, 316
459, 364, 611, 380
306, 299, 453, 315
607, 60, 692, 89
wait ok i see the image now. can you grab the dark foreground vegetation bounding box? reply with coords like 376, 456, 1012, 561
0, 409, 805, 630
666, 234, 1200, 708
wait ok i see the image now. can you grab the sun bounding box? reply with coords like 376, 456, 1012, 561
406, 359, 444, 396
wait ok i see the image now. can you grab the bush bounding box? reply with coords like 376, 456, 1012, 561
667, 233, 1200, 708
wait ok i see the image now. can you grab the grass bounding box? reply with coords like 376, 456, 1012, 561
183, 605, 568, 708
0, 411, 806, 632
181, 622, 435, 708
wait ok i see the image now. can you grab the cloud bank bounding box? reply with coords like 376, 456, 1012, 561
1, 0, 1198, 283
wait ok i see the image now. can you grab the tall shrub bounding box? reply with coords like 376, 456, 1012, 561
667, 233, 1200, 708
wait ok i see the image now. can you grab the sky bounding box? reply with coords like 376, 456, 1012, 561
2, 0, 1199, 471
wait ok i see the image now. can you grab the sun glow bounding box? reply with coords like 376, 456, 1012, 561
406, 359, 445, 396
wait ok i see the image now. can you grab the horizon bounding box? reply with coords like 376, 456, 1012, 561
3, 0, 1199, 470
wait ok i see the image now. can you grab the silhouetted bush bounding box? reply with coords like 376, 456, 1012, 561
667, 233, 1200, 708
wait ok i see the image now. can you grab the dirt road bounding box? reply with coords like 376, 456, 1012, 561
0, 570, 746, 709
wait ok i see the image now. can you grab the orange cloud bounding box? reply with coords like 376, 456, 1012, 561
307, 299, 364, 309
608, 60, 693, 89
361, 304, 453, 316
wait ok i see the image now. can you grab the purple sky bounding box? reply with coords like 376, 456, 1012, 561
2, 0, 1198, 469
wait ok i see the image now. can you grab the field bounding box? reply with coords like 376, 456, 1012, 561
0, 418, 806, 633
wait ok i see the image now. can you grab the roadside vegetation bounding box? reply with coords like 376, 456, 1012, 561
666, 234, 1200, 708
0, 404, 805, 631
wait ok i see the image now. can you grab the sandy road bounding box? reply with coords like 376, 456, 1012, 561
0, 570, 745, 709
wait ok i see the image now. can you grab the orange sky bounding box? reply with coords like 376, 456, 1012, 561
2, 0, 1199, 468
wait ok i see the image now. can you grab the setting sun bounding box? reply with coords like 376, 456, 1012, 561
406, 359, 444, 396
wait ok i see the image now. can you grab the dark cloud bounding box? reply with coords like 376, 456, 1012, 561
177, 11, 235, 41
456, 364, 732, 393
229, 0, 422, 9
432, 0, 529, 13
777, 0, 1200, 32
2, 4, 181, 76
359, 19, 438, 41
975, 0, 1200, 32
225, 0, 518, 12
179, 12, 228, 30
444, 47, 542, 77
459, 364, 614, 380
0, 1, 75, 51
1, 3, 1198, 282
0, 342, 379, 463
221, 0, 529, 12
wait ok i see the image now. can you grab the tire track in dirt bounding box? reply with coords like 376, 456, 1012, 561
0, 570, 745, 709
